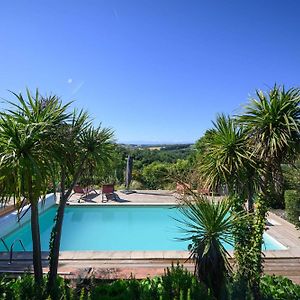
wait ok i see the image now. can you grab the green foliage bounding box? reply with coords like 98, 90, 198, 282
285, 189, 300, 228
48, 109, 115, 291
160, 263, 213, 300
282, 160, 300, 190
239, 85, 300, 208
103, 144, 193, 190
198, 114, 255, 193
228, 274, 300, 300
232, 193, 269, 298
0, 275, 74, 300
177, 196, 236, 299
239, 86, 300, 160
90, 265, 212, 300
131, 145, 192, 166
228, 276, 254, 300
194, 130, 216, 156
141, 162, 170, 189
260, 275, 300, 300
0, 89, 69, 205
0, 273, 300, 300
0, 89, 71, 283
195, 85, 300, 298
231, 195, 256, 285
91, 279, 140, 300
125, 145, 193, 189
139, 277, 163, 299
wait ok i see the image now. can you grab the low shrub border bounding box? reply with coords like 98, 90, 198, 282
0, 265, 299, 299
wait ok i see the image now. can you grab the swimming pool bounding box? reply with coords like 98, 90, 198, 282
0, 205, 286, 251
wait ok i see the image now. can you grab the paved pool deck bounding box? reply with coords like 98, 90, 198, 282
0, 190, 300, 282
67, 189, 180, 205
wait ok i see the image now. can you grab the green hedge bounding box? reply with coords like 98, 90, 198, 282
285, 189, 300, 228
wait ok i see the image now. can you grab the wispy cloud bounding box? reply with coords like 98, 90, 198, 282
72, 81, 85, 95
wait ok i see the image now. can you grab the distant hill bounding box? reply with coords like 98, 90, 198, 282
119, 143, 194, 150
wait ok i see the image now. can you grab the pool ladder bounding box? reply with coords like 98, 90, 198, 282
0, 238, 9, 252
1, 238, 26, 264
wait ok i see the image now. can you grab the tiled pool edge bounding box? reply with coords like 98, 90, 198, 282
0, 248, 298, 262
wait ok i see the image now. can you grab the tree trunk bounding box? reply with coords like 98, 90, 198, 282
47, 194, 67, 290
48, 163, 85, 293
31, 201, 43, 284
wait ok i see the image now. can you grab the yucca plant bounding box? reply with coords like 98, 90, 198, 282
176, 196, 237, 299
199, 114, 258, 211
48, 113, 115, 292
239, 85, 300, 208
0, 89, 69, 284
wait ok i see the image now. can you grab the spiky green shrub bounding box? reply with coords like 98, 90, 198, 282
177, 196, 236, 299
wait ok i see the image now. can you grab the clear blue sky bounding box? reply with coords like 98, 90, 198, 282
1, 1, 300, 144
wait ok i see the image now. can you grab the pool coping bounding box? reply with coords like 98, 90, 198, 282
0, 248, 298, 262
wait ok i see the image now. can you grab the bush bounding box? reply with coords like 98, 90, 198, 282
161, 263, 213, 300
228, 275, 300, 300
0, 275, 74, 300
260, 274, 300, 300
285, 189, 300, 228
91, 279, 140, 300
0, 275, 46, 300
1, 271, 299, 300
91, 264, 213, 300
228, 276, 254, 300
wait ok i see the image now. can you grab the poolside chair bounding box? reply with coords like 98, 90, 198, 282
101, 184, 117, 202
176, 182, 191, 195
72, 185, 98, 202
198, 187, 211, 196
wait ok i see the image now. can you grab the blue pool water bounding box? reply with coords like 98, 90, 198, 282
0, 205, 286, 251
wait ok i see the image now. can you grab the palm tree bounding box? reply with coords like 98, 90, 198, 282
235, 85, 300, 298
177, 196, 237, 299
199, 114, 257, 211
47, 112, 114, 292
196, 114, 263, 298
239, 85, 300, 208
0, 90, 68, 284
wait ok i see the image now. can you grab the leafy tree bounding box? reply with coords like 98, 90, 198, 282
141, 162, 170, 189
